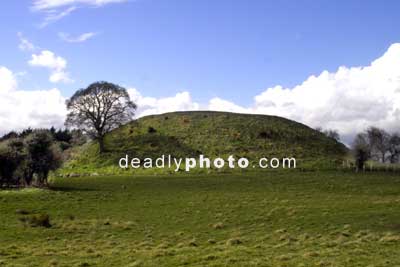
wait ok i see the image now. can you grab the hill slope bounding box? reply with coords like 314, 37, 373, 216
62, 111, 348, 174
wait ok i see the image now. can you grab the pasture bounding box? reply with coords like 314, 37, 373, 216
1, 171, 400, 266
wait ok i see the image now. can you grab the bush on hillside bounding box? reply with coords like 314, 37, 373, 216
148, 126, 157, 133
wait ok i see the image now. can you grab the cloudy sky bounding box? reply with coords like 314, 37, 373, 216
0, 0, 400, 144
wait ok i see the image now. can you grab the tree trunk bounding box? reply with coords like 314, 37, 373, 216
98, 136, 105, 153
24, 171, 33, 186
356, 158, 364, 172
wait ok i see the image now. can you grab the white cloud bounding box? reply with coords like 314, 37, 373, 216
17, 33, 37, 52
253, 44, 400, 140
49, 71, 72, 83
58, 32, 98, 43
208, 97, 249, 113
32, 0, 129, 26
0, 67, 18, 93
128, 89, 200, 117
0, 67, 66, 135
206, 44, 400, 143
39, 6, 77, 28
29, 50, 66, 70
28, 50, 73, 83
32, 0, 129, 10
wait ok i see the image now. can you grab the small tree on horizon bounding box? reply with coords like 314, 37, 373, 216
352, 133, 371, 171
65, 81, 137, 153
25, 131, 62, 186
366, 127, 390, 163
315, 127, 341, 142
323, 129, 340, 142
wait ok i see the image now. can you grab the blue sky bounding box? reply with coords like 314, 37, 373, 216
0, 0, 400, 141
1, 0, 399, 102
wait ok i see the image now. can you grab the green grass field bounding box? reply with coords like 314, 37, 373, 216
1, 171, 400, 267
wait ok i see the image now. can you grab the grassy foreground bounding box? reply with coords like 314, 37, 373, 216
1, 171, 400, 266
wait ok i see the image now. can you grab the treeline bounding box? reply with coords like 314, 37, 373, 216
0, 127, 85, 149
353, 126, 400, 171
0, 128, 86, 188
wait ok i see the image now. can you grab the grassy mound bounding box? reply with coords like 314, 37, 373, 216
61, 111, 347, 175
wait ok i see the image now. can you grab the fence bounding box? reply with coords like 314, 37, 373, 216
342, 160, 400, 172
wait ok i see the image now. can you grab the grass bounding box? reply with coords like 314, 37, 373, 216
60, 111, 347, 175
1, 170, 400, 266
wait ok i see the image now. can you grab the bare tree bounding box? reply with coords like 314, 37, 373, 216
315, 126, 323, 132
323, 129, 340, 141
388, 133, 400, 163
352, 133, 371, 171
366, 127, 390, 163
65, 81, 137, 153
